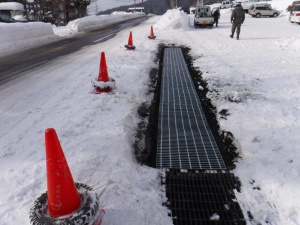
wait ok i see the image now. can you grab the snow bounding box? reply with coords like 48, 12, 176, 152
0, 13, 145, 55
0, 2, 24, 11
65, 13, 145, 33
0, 0, 300, 225
210, 213, 220, 220
0, 22, 57, 55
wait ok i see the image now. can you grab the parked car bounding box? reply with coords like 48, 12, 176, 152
220, 1, 233, 9
240, 0, 272, 12
0, 13, 16, 23
0, 2, 27, 22
289, 4, 300, 24
248, 4, 280, 17
287, 1, 300, 12
194, 5, 214, 28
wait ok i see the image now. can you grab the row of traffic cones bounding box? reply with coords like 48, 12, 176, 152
30, 25, 157, 225
125, 25, 156, 50
93, 26, 156, 94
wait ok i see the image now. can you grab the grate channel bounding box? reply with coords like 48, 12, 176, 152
156, 48, 226, 170
163, 170, 246, 225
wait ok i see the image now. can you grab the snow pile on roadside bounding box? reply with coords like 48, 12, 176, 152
66, 13, 145, 33
0, 22, 59, 55
0, 13, 172, 225
0, 13, 146, 55
154, 9, 185, 31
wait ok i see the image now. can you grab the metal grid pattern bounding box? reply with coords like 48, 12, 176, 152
163, 170, 246, 225
156, 48, 226, 170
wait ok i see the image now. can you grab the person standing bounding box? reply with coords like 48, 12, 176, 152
230, 4, 245, 40
212, 8, 220, 27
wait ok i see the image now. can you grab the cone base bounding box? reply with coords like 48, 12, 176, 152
30, 183, 103, 225
125, 45, 136, 50
92, 88, 112, 94
148, 36, 156, 39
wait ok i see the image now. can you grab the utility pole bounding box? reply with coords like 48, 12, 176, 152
134, 0, 136, 12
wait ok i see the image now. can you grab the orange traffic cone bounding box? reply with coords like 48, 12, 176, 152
98, 52, 109, 82
92, 52, 115, 94
148, 26, 156, 39
125, 31, 136, 50
45, 128, 81, 218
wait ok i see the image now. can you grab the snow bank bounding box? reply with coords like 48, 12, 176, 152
0, 13, 145, 55
0, 22, 59, 55
0, 2, 24, 11
155, 10, 184, 31
67, 13, 145, 33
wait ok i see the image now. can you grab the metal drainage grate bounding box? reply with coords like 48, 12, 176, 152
156, 48, 226, 170
163, 170, 246, 225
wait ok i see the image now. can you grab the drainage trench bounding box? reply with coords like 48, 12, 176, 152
157, 48, 246, 225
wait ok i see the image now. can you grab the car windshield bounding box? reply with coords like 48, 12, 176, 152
0, 12, 15, 21
294, 5, 300, 10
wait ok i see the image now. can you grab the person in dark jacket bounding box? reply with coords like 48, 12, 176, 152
230, 4, 245, 40
212, 8, 220, 27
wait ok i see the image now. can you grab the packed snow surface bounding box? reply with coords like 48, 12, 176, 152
0, 0, 300, 225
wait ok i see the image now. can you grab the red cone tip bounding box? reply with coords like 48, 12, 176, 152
98, 52, 109, 82
45, 128, 81, 218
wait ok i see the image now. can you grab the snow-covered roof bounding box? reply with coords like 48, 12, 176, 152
0, 2, 24, 11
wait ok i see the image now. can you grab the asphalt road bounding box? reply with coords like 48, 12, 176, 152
0, 16, 147, 85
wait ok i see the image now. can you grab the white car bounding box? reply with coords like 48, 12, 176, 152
194, 6, 214, 28
220, 1, 233, 9
248, 4, 280, 18
289, 4, 300, 24
240, 0, 271, 12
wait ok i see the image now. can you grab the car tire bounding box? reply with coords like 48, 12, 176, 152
256, 13, 261, 18
273, 13, 278, 17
